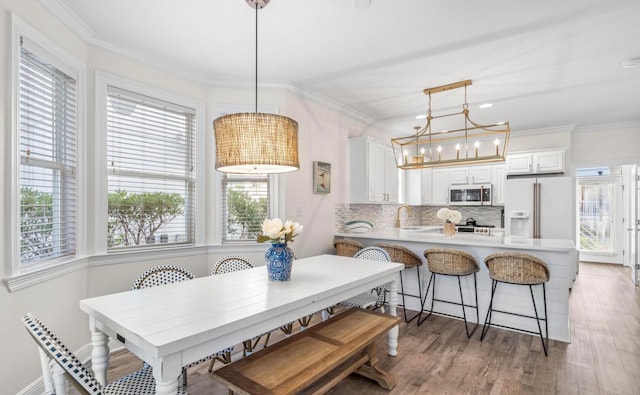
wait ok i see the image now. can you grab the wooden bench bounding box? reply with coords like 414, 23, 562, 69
212, 308, 400, 394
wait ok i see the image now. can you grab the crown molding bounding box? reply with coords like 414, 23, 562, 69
513, 124, 577, 136
36, 0, 94, 42
573, 120, 640, 134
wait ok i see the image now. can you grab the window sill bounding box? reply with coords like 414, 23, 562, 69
4, 258, 88, 292
4, 244, 270, 292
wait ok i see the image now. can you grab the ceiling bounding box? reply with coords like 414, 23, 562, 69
47, 0, 640, 136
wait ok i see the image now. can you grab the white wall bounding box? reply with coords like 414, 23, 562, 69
0, 2, 363, 393
3, 2, 640, 393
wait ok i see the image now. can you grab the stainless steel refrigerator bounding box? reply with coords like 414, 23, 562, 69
504, 176, 575, 240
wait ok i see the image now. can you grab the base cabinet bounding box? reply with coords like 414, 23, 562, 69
349, 137, 399, 203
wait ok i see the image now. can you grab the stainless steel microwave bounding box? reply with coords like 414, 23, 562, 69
449, 184, 493, 206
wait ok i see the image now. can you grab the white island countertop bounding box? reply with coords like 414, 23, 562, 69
335, 227, 575, 252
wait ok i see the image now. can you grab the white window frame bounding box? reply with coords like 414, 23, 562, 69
8, 14, 86, 278
94, 72, 206, 254
212, 105, 283, 245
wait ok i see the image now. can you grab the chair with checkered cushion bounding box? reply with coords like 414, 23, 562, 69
22, 313, 188, 395
131, 265, 233, 385
339, 246, 391, 312
130, 264, 195, 289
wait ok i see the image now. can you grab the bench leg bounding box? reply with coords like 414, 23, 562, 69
354, 343, 397, 390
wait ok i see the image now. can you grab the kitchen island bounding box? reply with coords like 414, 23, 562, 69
335, 227, 577, 343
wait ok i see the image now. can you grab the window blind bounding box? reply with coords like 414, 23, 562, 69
222, 174, 270, 241
19, 41, 77, 265
107, 86, 195, 249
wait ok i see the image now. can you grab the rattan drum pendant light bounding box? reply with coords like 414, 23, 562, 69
214, 0, 299, 173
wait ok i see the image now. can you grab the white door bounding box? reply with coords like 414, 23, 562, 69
577, 176, 624, 264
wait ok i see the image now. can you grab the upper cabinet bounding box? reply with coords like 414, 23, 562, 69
449, 165, 493, 185
349, 137, 399, 203
506, 150, 565, 175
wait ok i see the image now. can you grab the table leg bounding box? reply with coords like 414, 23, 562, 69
89, 317, 110, 385
152, 355, 182, 395
387, 279, 399, 356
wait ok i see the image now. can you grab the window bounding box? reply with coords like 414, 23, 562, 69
222, 174, 270, 241
106, 86, 195, 250
18, 36, 78, 268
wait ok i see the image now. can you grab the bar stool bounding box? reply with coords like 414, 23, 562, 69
481, 252, 550, 356
418, 248, 479, 338
334, 238, 364, 257
376, 243, 423, 323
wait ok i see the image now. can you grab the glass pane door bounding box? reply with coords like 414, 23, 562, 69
577, 176, 623, 263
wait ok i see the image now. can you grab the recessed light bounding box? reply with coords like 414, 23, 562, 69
479, 103, 493, 109
622, 57, 640, 68
416, 114, 427, 119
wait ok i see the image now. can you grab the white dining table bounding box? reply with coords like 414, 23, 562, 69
79, 254, 403, 395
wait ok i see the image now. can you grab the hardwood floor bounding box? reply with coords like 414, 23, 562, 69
96, 262, 640, 395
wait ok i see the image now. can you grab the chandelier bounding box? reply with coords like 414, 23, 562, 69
214, 0, 299, 174
391, 80, 510, 170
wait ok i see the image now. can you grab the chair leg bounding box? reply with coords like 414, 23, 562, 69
529, 284, 549, 356
417, 273, 436, 326
481, 279, 498, 341
457, 274, 479, 338
182, 367, 188, 386
399, 266, 422, 323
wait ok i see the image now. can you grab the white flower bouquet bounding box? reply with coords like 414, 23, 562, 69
436, 208, 462, 224
257, 218, 303, 244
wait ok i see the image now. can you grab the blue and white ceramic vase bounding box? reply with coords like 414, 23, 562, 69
265, 243, 294, 281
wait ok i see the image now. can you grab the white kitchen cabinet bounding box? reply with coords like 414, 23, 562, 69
431, 169, 450, 205
449, 165, 493, 184
349, 137, 399, 203
420, 168, 432, 205
492, 164, 506, 205
506, 150, 565, 175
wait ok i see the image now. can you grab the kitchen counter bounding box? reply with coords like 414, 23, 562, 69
335, 227, 576, 252
335, 228, 577, 343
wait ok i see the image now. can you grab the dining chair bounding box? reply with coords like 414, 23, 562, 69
131, 264, 233, 385
339, 246, 391, 312
22, 313, 188, 395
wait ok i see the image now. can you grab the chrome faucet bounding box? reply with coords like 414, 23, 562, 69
395, 205, 413, 228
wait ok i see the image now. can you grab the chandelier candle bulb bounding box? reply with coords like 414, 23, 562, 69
437, 145, 442, 161
475, 141, 479, 157
456, 143, 460, 159
494, 138, 500, 156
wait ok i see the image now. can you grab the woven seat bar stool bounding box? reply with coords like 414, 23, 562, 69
376, 243, 423, 323
481, 252, 550, 356
334, 238, 364, 257
418, 248, 480, 338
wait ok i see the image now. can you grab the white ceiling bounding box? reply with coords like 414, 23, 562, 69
47, 0, 640, 136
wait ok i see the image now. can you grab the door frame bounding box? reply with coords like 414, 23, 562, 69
576, 175, 624, 264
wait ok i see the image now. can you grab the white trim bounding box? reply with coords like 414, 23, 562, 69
512, 124, 577, 136
5, 258, 87, 292
8, 14, 87, 277
36, 0, 95, 42
573, 120, 640, 134
94, 71, 206, 253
